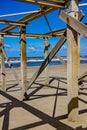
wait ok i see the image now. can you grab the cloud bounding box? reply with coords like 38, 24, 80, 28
4, 44, 11, 48
28, 45, 44, 52
5, 45, 19, 53
9, 48, 19, 52
38, 45, 44, 49
28, 46, 36, 51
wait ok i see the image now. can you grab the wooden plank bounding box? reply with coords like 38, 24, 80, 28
59, 10, 87, 37
0, 20, 26, 26
45, 28, 66, 36
79, 3, 87, 7
0, 28, 65, 38
16, 0, 65, 8
0, 10, 40, 18
78, 10, 84, 21
26, 32, 66, 91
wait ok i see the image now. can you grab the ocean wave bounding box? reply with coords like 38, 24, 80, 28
0, 57, 87, 68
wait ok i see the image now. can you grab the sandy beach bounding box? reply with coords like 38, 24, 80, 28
0, 64, 87, 130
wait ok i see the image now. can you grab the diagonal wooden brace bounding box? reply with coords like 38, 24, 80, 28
59, 10, 87, 37
26, 32, 66, 91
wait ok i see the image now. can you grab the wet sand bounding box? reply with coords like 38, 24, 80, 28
0, 64, 87, 130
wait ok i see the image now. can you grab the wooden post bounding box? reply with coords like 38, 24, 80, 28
20, 26, 28, 100
0, 35, 6, 92
44, 37, 49, 85
67, 0, 79, 121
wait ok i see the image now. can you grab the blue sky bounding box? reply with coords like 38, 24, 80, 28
0, 0, 87, 57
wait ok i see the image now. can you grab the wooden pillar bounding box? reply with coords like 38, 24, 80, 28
0, 35, 6, 92
20, 26, 28, 100
67, 0, 80, 121
44, 37, 49, 85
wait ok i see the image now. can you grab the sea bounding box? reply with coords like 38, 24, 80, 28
1, 56, 87, 69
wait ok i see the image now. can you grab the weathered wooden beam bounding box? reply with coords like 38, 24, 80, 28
66, 0, 79, 122
49, 45, 66, 66
59, 10, 87, 37
0, 29, 64, 38
78, 71, 87, 82
78, 10, 84, 21
44, 14, 52, 32
20, 26, 28, 100
0, 35, 6, 92
0, 32, 46, 38
1, 47, 20, 84
16, 0, 65, 8
0, 7, 55, 33
0, 10, 40, 18
26, 32, 66, 92
0, 20, 26, 26
44, 28, 66, 37
44, 37, 49, 85
17, 0, 82, 8
79, 3, 87, 7
17, 0, 65, 4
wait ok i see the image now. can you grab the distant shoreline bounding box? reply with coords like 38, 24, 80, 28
0, 56, 87, 68
4, 55, 87, 60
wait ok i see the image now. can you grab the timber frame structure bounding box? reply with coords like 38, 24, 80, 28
0, 0, 87, 122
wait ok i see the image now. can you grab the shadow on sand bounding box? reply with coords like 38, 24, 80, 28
0, 77, 87, 130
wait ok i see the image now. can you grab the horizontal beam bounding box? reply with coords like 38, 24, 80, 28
16, 0, 65, 8
0, 20, 26, 26
0, 29, 64, 38
45, 28, 66, 36
59, 10, 87, 38
0, 10, 40, 18
0, 7, 55, 33
79, 3, 87, 7
0, 32, 46, 38
1, 22, 87, 38
17, 0, 82, 8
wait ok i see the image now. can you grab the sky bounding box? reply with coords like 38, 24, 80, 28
0, 0, 87, 57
